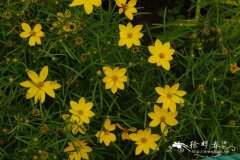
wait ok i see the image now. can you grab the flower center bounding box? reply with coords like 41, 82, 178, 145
78, 110, 83, 115
122, 4, 128, 10
127, 33, 133, 39
37, 82, 44, 88
159, 53, 164, 59
160, 116, 166, 122
112, 76, 118, 81
70, 24, 75, 30
30, 31, 36, 36
104, 130, 109, 135
167, 93, 172, 99
140, 138, 147, 144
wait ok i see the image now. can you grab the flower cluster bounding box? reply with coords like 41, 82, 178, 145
16, 0, 190, 158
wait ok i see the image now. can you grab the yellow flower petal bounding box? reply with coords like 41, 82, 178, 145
161, 122, 168, 136
149, 134, 160, 142
116, 81, 124, 90
69, 0, 85, 7
155, 87, 165, 96
169, 101, 176, 112
125, 11, 133, 20
35, 37, 41, 45
117, 68, 127, 76
155, 39, 163, 48
143, 146, 150, 155
20, 81, 34, 88
20, 32, 31, 38
70, 100, 79, 110
40, 90, 46, 103
78, 97, 86, 106
111, 84, 118, 93
161, 61, 170, 70
39, 66, 48, 82
27, 70, 40, 83
33, 24, 42, 32
126, 39, 133, 48
42, 82, 55, 98
21, 23, 31, 32
149, 119, 160, 127
176, 90, 187, 96
118, 76, 127, 82
26, 87, 38, 99
29, 36, 36, 46
35, 31, 45, 37
103, 76, 112, 82
135, 144, 144, 155
103, 67, 113, 76
105, 81, 114, 89
148, 45, 157, 55
162, 99, 171, 110
34, 91, 41, 104
118, 38, 126, 46
165, 117, 178, 126
132, 38, 141, 46
50, 81, 61, 89
133, 25, 143, 34
128, 0, 137, 6
84, 1, 93, 14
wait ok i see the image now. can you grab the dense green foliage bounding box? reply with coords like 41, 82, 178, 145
0, 0, 240, 159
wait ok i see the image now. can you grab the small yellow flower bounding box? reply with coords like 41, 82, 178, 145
69, 0, 102, 15
63, 22, 76, 32
62, 114, 86, 134
116, 0, 137, 20
20, 23, 45, 46
230, 62, 240, 74
64, 140, 92, 160
95, 118, 116, 146
148, 105, 178, 136
148, 39, 175, 70
228, 120, 237, 126
116, 123, 136, 140
129, 128, 160, 155
155, 83, 186, 113
102, 66, 128, 94
75, 37, 84, 45
69, 97, 95, 124
20, 66, 61, 104
118, 22, 143, 49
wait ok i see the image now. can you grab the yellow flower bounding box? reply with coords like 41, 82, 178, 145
118, 22, 143, 49
155, 83, 186, 113
69, 0, 102, 15
63, 22, 76, 32
148, 39, 175, 70
20, 66, 61, 104
64, 140, 92, 160
148, 105, 178, 136
129, 128, 160, 155
116, 123, 136, 140
62, 114, 86, 134
116, 0, 137, 20
95, 118, 116, 146
69, 97, 95, 124
19, 23, 45, 46
102, 66, 128, 94
230, 62, 240, 74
